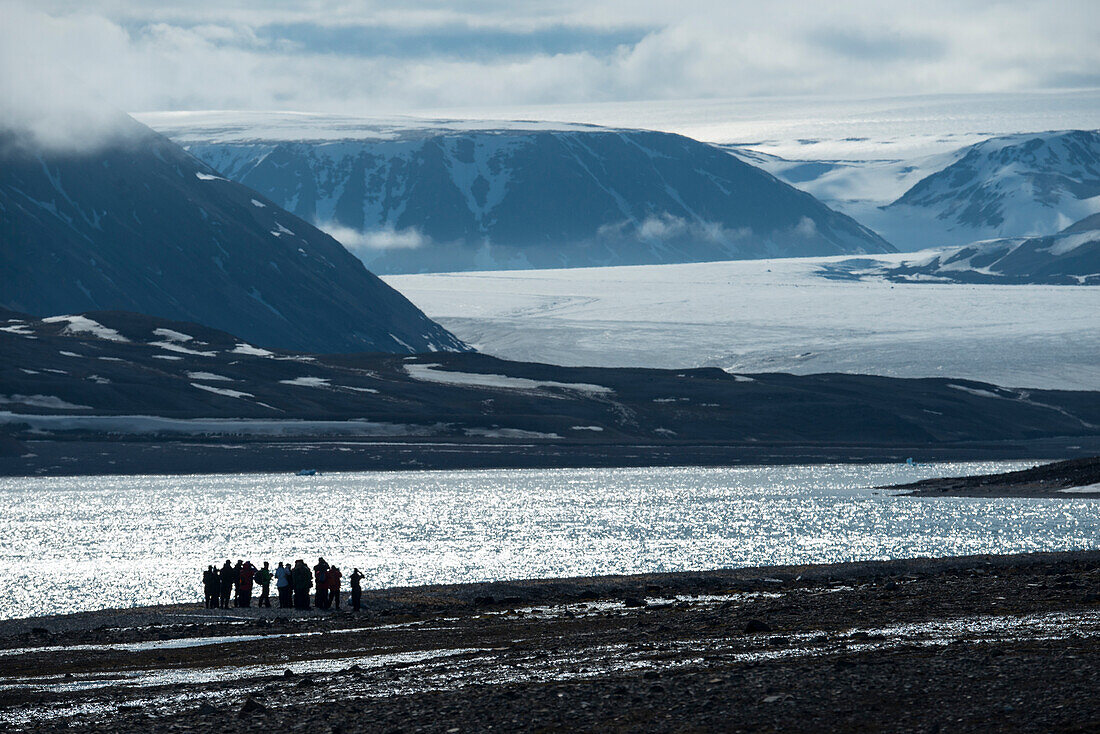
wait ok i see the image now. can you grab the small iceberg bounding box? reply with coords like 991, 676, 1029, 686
296, 469, 318, 476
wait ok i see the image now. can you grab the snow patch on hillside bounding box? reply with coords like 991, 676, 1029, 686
42, 315, 128, 343
0, 394, 91, 410
186, 371, 232, 381
404, 363, 612, 395
279, 377, 330, 387
153, 328, 193, 342
231, 343, 274, 357
0, 412, 432, 437
191, 383, 253, 399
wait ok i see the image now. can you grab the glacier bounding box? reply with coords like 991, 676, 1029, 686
384, 255, 1100, 390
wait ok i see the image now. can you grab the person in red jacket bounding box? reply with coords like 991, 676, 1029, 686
328, 566, 342, 609
238, 561, 256, 608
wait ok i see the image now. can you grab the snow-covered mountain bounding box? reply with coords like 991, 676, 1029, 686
877, 213, 1100, 285
727, 130, 1100, 251
0, 114, 466, 354
883, 130, 1100, 246
142, 112, 893, 273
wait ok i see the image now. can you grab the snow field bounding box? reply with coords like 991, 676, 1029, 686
385, 255, 1100, 390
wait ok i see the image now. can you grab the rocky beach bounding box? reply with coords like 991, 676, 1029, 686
4, 551, 1100, 732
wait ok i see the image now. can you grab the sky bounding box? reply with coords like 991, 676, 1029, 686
3, 0, 1100, 120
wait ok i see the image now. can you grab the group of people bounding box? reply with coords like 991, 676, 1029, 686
203, 558, 366, 611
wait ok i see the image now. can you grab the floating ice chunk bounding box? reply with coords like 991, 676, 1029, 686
194, 172, 225, 181
42, 315, 128, 342
191, 383, 253, 399
571, 425, 604, 431
151, 355, 183, 361
59, 351, 81, 357
251, 199, 266, 208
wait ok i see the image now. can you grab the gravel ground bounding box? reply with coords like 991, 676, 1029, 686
4, 551, 1100, 732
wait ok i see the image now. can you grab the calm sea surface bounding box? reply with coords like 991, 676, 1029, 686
2, 462, 1099, 620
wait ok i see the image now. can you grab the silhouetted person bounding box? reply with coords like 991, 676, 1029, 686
314, 557, 330, 609
240, 563, 255, 607
350, 568, 364, 612
250, 563, 269, 607
219, 560, 234, 608
292, 559, 312, 610
275, 562, 292, 608
202, 566, 218, 609
232, 560, 244, 606
238, 560, 255, 607
329, 566, 342, 609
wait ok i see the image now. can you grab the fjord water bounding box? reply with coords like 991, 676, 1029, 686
3, 462, 1099, 621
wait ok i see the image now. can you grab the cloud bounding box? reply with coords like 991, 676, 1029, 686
0, 5, 143, 151
793, 216, 817, 238
319, 223, 430, 253
600, 213, 753, 244
806, 27, 946, 62
4, 0, 1100, 124
254, 22, 650, 60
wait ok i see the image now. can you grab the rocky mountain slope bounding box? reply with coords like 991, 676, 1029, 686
872, 212, 1100, 285
143, 112, 894, 273
0, 115, 465, 354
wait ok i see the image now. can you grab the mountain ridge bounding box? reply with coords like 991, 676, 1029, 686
146, 112, 895, 273
0, 114, 467, 354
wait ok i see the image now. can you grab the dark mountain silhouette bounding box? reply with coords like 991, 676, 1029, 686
0, 115, 466, 353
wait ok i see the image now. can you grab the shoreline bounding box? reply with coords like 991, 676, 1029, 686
887, 455, 1100, 497
5, 550, 1100, 732
3, 435, 1098, 478
4, 549, 1100, 635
